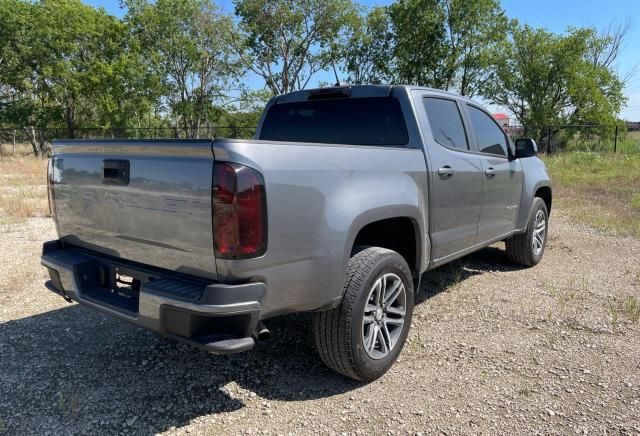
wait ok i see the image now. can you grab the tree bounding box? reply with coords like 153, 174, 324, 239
341, 7, 394, 85
1, 0, 160, 154
443, 0, 509, 96
30, 0, 142, 138
389, 0, 448, 88
2, 0, 99, 156
389, 0, 507, 96
125, 0, 242, 138
587, 19, 631, 71
230, 0, 358, 94
0, 0, 34, 130
482, 24, 626, 131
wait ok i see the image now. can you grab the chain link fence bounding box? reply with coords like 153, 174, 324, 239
504, 124, 640, 154
2, 123, 639, 157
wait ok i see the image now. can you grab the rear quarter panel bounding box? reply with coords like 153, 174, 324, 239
213, 140, 429, 318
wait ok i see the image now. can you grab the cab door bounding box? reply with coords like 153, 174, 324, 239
464, 104, 523, 243
414, 92, 484, 261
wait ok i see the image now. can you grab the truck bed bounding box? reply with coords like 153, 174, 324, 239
49, 137, 429, 318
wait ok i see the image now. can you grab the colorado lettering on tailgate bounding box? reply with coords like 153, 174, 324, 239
81, 189, 204, 215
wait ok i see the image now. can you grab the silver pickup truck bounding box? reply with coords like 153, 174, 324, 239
42, 85, 551, 381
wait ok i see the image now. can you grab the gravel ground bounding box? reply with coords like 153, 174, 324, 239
1, 212, 639, 435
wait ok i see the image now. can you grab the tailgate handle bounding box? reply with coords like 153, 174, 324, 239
103, 160, 130, 185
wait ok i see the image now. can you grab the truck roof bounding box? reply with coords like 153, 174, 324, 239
274, 84, 477, 105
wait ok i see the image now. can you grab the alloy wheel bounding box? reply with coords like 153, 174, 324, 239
362, 273, 407, 360
532, 209, 546, 256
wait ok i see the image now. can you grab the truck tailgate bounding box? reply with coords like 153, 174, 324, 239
51, 140, 217, 280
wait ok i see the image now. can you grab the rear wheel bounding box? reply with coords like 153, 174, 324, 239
505, 197, 548, 266
314, 246, 414, 381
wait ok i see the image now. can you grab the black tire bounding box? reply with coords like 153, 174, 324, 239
505, 197, 549, 267
314, 246, 414, 381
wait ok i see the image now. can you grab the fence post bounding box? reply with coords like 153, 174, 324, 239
12, 129, 16, 154
614, 125, 618, 153
547, 126, 552, 154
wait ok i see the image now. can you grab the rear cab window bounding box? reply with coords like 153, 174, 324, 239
423, 97, 469, 150
259, 97, 409, 146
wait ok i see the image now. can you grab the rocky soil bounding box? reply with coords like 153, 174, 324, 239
1, 212, 639, 435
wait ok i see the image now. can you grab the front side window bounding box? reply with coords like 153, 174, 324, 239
423, 97, 469, 150
467, 105, 508, 157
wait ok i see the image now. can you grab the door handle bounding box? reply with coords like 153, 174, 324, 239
484, 167, 496, 178
438, 166, 456, 178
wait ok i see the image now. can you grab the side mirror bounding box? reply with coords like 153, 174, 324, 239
515, 138, 537, 158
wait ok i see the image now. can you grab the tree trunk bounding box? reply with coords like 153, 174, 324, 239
25, 126, 40, 158
38, 127, 48, 156
65, 104, 76, 139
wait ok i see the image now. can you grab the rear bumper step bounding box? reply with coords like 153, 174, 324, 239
41, 240, 264, 354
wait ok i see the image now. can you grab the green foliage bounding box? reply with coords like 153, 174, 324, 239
340, 7, 395, 85
388, 0, 508, 96
0, 0, 162, 154
231, 0, 358, 94
0, 0, 632, 149
125, 0, 242, 138
388, 0, 447, 88
209, 88, 270, 138
482, 23, 626, 130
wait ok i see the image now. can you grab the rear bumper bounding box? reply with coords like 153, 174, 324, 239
41, 241, 264, 354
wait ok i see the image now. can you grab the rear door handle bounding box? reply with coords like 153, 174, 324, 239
484, 167, 496, 178
438, 166, 456, 178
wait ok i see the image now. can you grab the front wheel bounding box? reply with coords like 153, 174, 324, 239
505, 197, 549, 267
314, 246, 414, 381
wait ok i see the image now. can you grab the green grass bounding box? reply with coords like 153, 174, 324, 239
560, 130, 640, 154
625, 296, 640, 323
57, 388, 80, 419
543, 152, 640, 237
604, 295, 640, 334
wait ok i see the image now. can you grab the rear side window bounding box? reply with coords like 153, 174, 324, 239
467, 105, 508, 157
423, 97, 469, 150
259, 97, 409, 146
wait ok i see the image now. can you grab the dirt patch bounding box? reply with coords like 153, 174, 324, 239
1, 213, 639, 435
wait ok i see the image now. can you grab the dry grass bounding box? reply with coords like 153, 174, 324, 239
628, 130, 640, 140
0, 155, 49, 224
543, 152, 640, 237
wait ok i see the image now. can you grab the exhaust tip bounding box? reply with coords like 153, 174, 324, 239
255, 322, 271, 341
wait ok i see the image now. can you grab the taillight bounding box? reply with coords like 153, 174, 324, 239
212, 162, 267, 259
47, 158, 56, 217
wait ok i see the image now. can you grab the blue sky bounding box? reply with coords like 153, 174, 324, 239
86, 0, 640, 120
